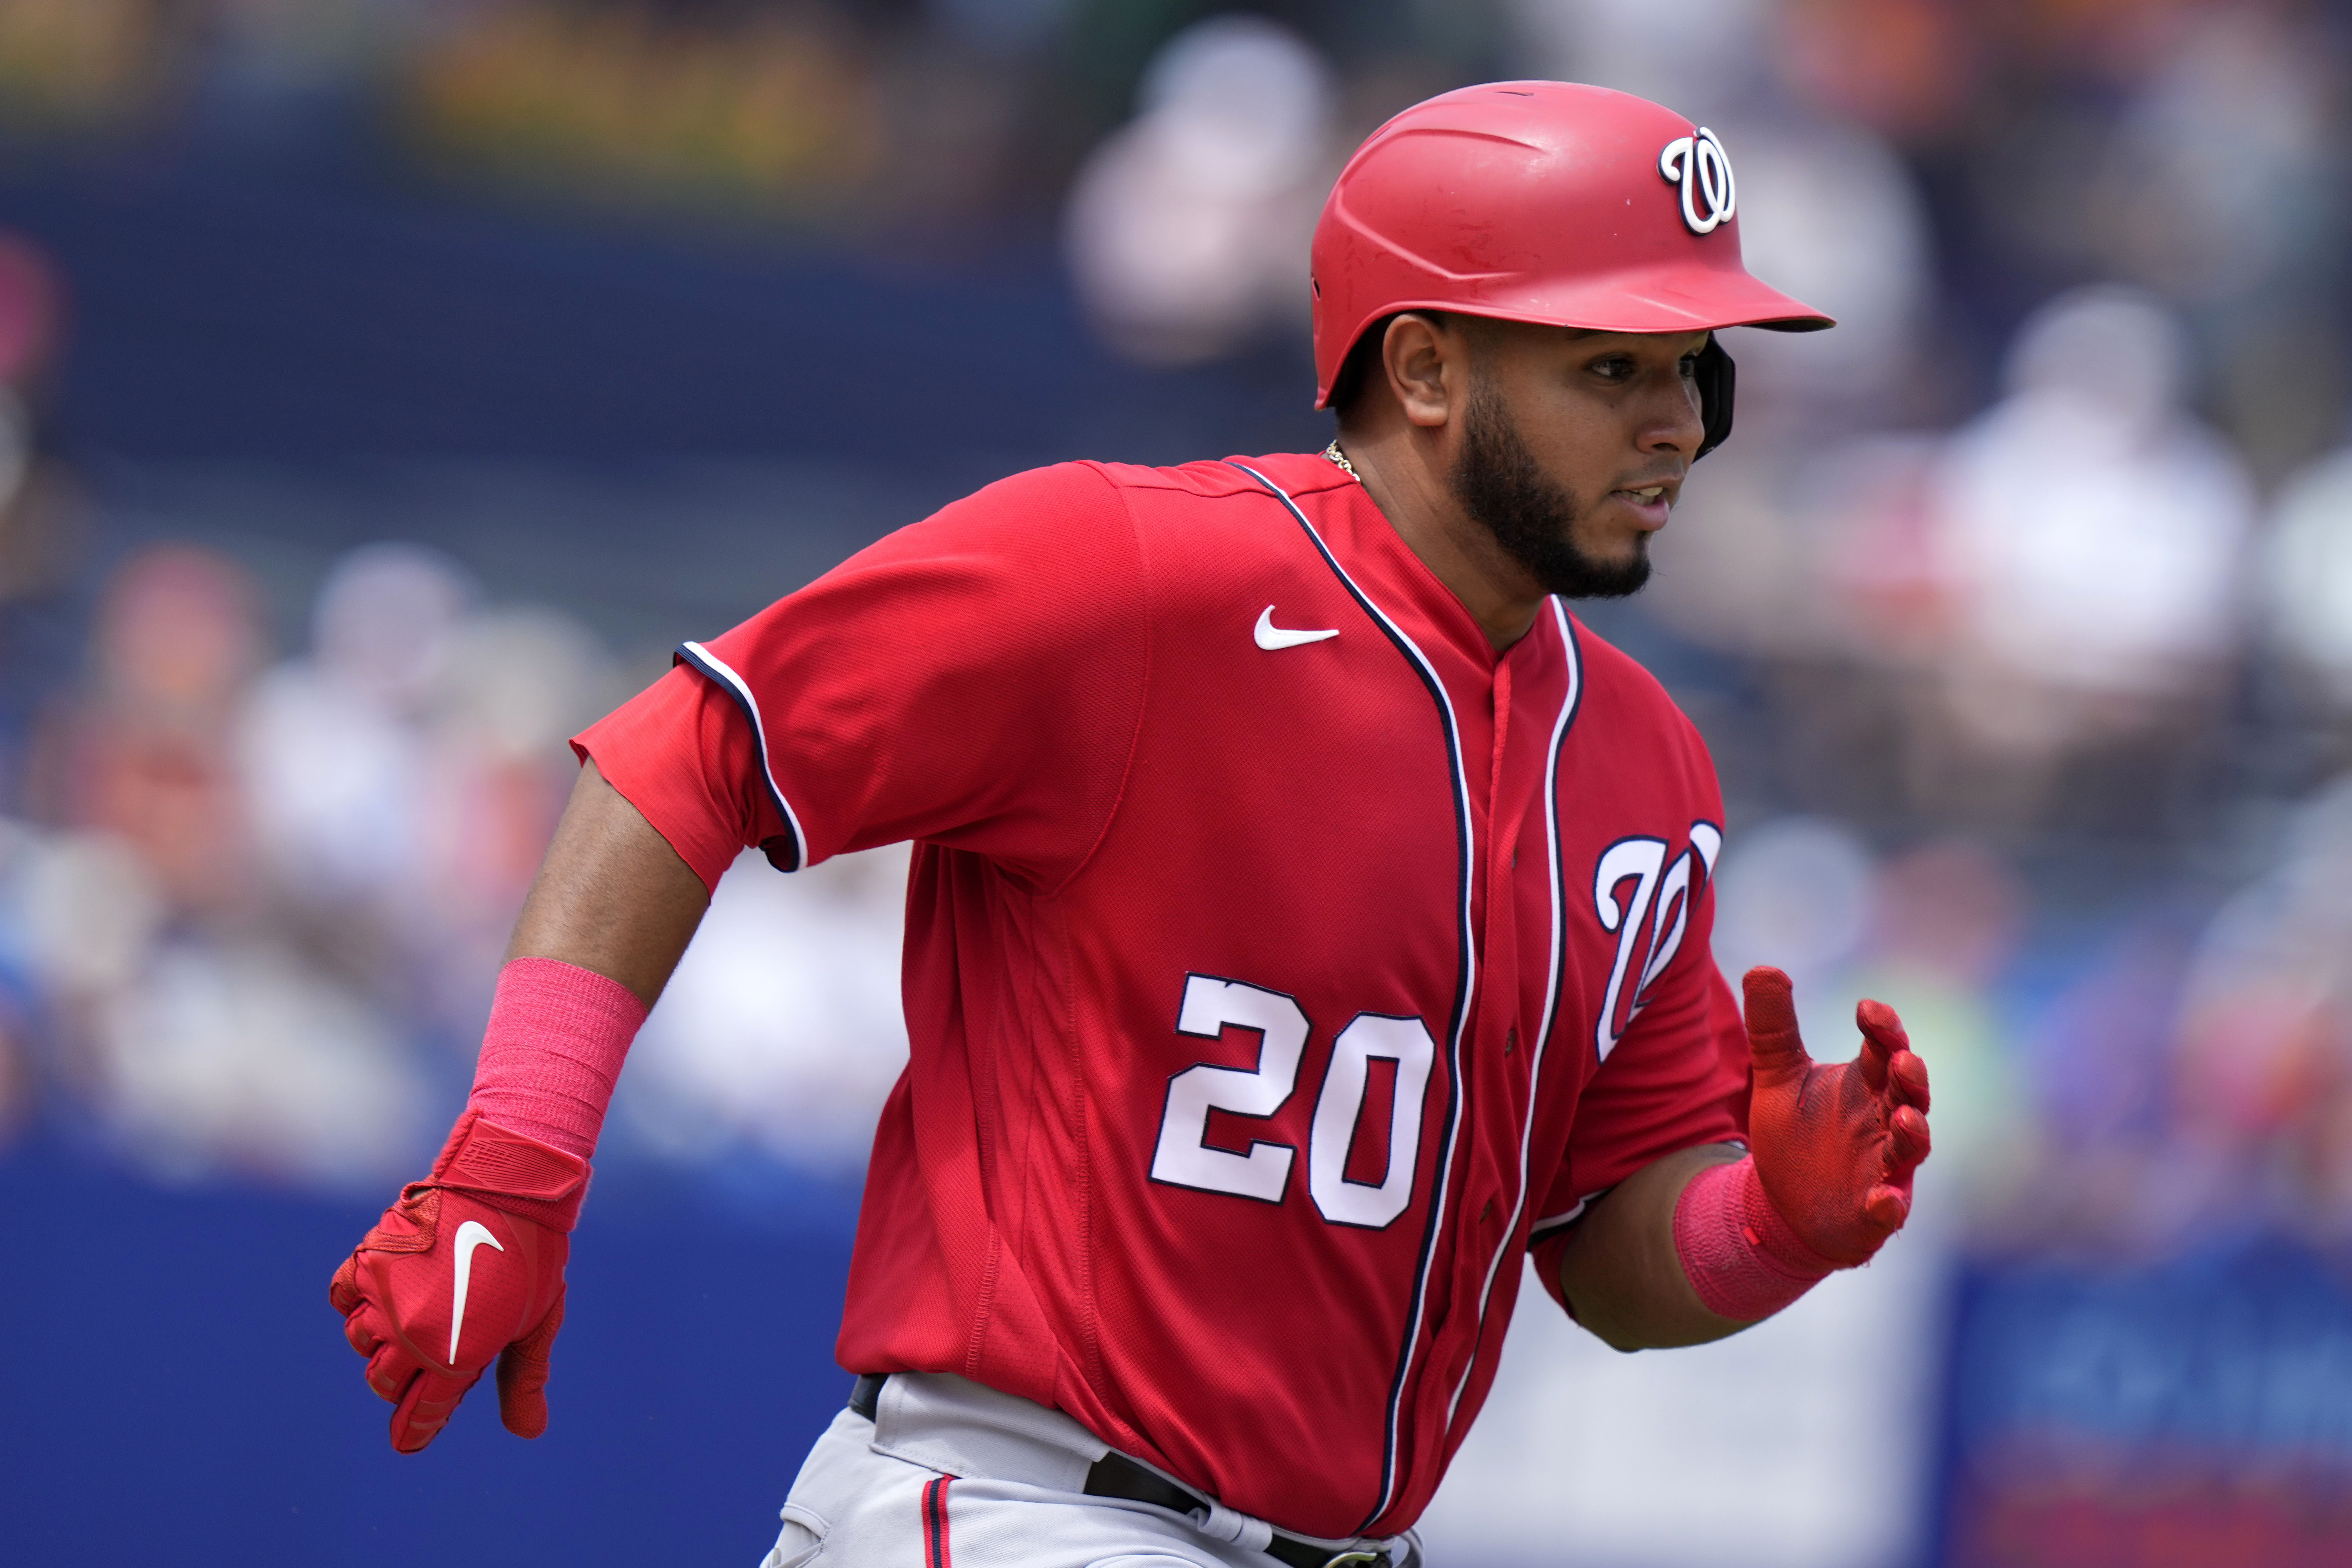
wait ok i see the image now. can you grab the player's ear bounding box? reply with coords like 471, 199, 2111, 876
1383, 313, 1458, 431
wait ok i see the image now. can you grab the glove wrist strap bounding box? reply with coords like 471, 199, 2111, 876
427, 1108, 591, 1232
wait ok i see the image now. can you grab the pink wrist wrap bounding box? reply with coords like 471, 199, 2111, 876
1672, 1155, 1839, 1322
465, 957, 649, 1163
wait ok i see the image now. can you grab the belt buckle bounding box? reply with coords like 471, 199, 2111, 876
1318, 1554, 1384, 1568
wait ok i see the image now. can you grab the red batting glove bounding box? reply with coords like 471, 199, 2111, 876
329, 1110, 587, 1454
1742, 966, 1932, 1268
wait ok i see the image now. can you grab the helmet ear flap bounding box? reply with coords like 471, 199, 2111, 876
1693, 337, 1735, 460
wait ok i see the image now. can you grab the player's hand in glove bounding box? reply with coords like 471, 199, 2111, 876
1741, 964, 1932, 1267
329, 1110, 588, 1453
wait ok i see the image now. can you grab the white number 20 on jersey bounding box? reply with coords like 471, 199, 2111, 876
1149, 974, 1436, 1229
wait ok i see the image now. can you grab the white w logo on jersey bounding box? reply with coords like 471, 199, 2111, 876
1592, 822, 1722, 1059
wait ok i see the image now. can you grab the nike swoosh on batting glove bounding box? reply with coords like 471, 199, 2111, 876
329, 1110, 586, 1454
1740, 965, 1933, 1268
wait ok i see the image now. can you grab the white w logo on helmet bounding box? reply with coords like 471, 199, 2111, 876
1658, 127, 1737, 236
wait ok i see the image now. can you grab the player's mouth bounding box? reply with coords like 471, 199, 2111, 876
1608, 483, 1674, 528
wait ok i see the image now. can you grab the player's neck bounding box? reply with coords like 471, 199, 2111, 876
1333, 425, 1547, 653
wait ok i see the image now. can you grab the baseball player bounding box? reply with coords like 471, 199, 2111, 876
331, 83, 1932, 1567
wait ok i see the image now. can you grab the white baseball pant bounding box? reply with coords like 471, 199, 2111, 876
758, 1373, 1417, 1568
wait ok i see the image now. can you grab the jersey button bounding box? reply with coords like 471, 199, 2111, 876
1503, 1026, 1517, 1057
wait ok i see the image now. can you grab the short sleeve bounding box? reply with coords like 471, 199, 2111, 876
572, 663, 784, 892
577, 462, 1150, 894
1525, 906, 1750, 1312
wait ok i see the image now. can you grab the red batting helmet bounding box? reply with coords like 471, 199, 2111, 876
1310, 81, 1831, 449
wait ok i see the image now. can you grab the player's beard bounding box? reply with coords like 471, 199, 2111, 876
1448, 377, 1652, 600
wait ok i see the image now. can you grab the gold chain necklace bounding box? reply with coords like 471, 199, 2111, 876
1322, 439, 1361, 482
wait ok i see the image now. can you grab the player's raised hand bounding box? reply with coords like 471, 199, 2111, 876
1740, 966, 1932, 1267
329, 1111, 585, 1453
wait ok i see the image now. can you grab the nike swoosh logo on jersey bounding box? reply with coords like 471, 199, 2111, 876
449, 1220, 505, 1364
1254, 606, 1338, 650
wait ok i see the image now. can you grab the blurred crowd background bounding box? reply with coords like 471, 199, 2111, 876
3, 1, 2351, 1566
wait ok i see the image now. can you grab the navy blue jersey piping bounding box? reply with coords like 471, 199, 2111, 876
674, 640, 805, 872
1224, 460, 1475, 1535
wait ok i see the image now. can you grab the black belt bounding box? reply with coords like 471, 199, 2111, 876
848, 1375, 1411, 1568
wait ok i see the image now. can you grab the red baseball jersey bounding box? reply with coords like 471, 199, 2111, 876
576, 451, 1748, 1539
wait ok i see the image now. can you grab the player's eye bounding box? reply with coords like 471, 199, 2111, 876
1590, 354, 1635, 380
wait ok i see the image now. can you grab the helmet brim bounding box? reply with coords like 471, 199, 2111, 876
1313, 266, 1831, 408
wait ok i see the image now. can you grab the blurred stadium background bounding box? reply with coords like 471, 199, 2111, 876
0, 1, 2348, 1564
